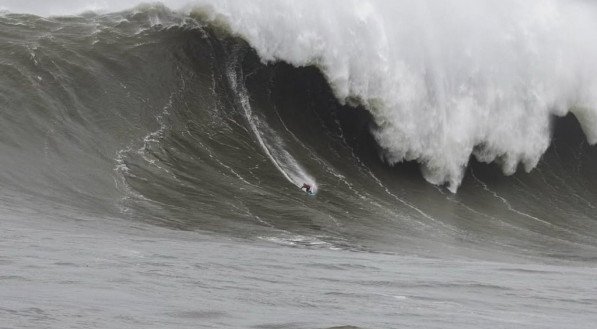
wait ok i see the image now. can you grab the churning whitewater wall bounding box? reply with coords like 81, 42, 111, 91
190, 0, 597, 191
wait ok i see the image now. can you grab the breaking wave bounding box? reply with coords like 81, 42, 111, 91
1, 1, 597, 258
192, 0, 597, 192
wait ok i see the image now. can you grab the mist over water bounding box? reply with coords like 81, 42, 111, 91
0, 0, 189, 16
1, 1, 597, 328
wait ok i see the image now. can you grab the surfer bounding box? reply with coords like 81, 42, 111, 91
301, 183, 312, 194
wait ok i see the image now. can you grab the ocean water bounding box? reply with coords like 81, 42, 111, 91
1, 1, 597, 328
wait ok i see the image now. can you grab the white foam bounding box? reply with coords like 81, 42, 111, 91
190, 0, 597, 191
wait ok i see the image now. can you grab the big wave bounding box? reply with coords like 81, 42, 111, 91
4, 0, 597, 192
2, 1, 597, 257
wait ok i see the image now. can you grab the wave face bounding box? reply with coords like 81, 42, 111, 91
0, 3, 597, 260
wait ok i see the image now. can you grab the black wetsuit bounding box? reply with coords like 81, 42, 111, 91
302, 184, 311, 193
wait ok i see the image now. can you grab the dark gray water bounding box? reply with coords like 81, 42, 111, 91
3, 213, 597, 329
1, 6, 597, 328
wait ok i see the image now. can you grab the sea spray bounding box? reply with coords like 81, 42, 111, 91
190, 0, 597, 191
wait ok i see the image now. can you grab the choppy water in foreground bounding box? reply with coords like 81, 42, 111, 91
3, 214, 597, 329
1, 5, 597, 328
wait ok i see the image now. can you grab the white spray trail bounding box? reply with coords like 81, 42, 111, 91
226, 59, 317, 193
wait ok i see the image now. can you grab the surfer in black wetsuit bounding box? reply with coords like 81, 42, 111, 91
301, 183, 312, 193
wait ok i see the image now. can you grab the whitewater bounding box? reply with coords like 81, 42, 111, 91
196, 0, 597, 192
2, 0, 597, 328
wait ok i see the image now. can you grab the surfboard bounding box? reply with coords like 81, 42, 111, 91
301, 188, 316, 196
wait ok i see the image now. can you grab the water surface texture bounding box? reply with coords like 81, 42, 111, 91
1, 2, 597, 328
